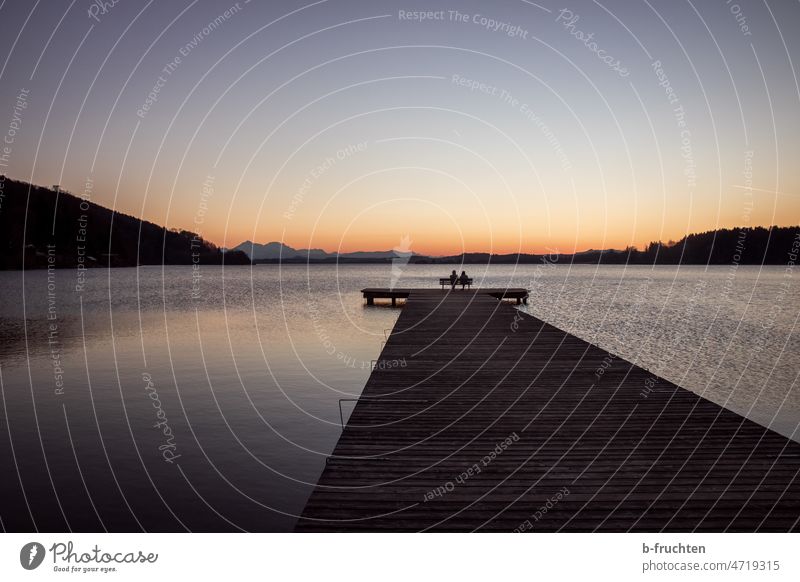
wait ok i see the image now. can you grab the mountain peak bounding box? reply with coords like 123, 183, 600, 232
232, 240, 406, 261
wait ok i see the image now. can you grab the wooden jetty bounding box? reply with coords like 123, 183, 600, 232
297, 289, 800, 532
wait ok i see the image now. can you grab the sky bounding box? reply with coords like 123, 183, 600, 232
0, 0, 798, 255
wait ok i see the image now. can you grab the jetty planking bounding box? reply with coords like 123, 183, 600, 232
297, 289, 800, 532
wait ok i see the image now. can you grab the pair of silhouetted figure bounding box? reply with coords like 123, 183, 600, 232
449, 270, 470, 290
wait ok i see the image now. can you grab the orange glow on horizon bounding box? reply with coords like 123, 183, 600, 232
207, 220, 797, 258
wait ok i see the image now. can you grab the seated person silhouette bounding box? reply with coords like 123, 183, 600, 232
449, 270, 457, 290
458, 270, 469, 289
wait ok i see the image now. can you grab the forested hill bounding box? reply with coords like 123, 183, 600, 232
631, 226, 800, 265
429, 226, 800, 265
0, 176, 249, 269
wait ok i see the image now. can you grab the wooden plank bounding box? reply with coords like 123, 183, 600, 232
297, 290, 800, 531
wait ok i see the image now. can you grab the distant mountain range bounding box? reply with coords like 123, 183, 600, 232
232, 240, 414, 262
414, 228, 795, 264
235, 226, 800, 266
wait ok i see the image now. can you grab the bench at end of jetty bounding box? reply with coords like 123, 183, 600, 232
439, 277, 473, 289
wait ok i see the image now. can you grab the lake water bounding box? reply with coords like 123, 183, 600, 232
1, 263, 798, 531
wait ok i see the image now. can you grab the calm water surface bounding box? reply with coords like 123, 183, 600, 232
0, 264, 798, 531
